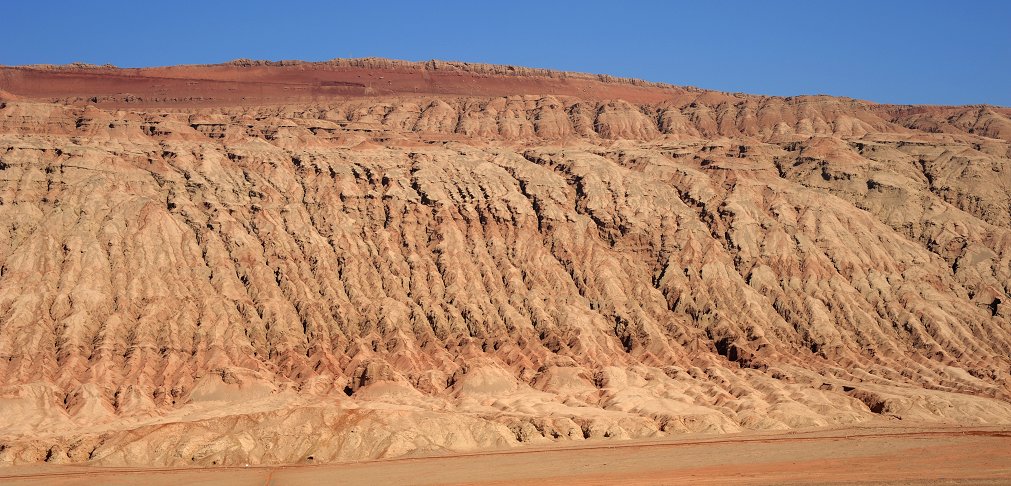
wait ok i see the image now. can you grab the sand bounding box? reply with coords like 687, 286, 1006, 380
3, 425, 1009, 485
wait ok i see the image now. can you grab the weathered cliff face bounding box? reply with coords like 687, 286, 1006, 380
0, 60, 1009, 466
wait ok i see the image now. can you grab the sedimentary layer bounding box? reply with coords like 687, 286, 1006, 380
0, 59, 1009, 466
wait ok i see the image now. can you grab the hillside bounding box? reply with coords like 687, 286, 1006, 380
0, 59, 1009, 466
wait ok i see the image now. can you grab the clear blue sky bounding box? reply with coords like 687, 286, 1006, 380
3, 1, 1009, 106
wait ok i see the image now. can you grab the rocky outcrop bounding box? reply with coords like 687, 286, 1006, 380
0, 60, 1009, 466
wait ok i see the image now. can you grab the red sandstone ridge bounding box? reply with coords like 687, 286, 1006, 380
0, 58, 702, 107
0, 59, 1009, 467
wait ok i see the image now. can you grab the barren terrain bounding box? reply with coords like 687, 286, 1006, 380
0, 59, 1009, 472
3, 426, 1010, 485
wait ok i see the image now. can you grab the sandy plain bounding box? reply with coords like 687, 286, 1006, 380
3, 425, 1010, 485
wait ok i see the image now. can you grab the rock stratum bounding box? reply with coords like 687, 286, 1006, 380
0, 58, 1010, 466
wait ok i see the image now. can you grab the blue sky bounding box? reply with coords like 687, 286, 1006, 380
2, 1, 1009, 106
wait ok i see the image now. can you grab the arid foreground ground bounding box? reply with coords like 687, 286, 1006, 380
0, 59, 1010, 479
3, 426, 1010, 485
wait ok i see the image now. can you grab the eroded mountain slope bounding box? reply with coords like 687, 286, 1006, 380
0, 60, 1009, 466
